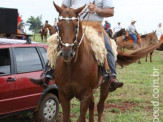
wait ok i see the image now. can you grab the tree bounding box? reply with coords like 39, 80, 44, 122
26, 15, 42, 33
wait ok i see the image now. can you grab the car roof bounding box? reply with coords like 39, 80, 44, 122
0, 38, 39, 44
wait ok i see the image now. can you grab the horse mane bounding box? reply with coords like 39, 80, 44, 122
113, 28, 126, 39
141, 34, 147, 38
141, 31, 156, 38
117, 41, 163, 66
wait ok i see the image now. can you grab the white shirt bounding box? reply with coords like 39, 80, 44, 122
62, 0, 114, 22
114, 25, 122, 33
54, 21, 58, 26
127, 24, 137, 35
156, 27, 163, 40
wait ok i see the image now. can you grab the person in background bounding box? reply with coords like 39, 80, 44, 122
127, 19, 138, 44
45, 20, 48, 25
16, 13, 25, 39
156, 23, 163, 41
104, 20, 111, 30
104, 20, 112, 38
53, 18, 58, 31
113, 22, 122, 33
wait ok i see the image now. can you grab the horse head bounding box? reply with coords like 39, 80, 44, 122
147, 31, 158, 44
113, 28, 126, 39
151, 31, 159, 44
53, 2, 85, 62
121, 28, 127, 35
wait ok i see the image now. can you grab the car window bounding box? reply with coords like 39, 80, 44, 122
39, 47, 47, 63
14, 47, 42, 73
0, 48, 11, 75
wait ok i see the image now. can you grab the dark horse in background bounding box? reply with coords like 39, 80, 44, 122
39, 25, 48, 42
112, 28, 126, 40
52, 3, 162, 122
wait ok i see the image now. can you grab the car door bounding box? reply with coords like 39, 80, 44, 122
0, 47, 15, 114
12, 45, 44, 111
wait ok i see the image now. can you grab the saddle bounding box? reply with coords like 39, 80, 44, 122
160, 35, 163, 41
125, 32, 141, 43
16, 28, 26, 39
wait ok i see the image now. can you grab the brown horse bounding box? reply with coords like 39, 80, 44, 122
116, 32, 158, 63
53, 3, 112, 122
44, 23, 57, 35
40, 26, 48, 42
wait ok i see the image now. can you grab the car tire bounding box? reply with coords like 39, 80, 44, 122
34, 93, 59, 122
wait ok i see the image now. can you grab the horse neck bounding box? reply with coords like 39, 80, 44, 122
141, 33, 156, 46
47, 24, 55, 35
74, 23, 90, 63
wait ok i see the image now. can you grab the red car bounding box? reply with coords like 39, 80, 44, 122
0, 38, 59, 122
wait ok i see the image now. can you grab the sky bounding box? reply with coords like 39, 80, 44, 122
0, 0, 163, 34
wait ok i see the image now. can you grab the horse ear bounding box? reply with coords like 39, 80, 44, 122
74, 5, 86, 15
53, 2, 63, 13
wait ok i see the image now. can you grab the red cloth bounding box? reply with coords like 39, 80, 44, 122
106, 23, 109, 29
17, 16, 22, 24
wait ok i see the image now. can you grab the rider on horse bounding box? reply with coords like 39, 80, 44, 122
30, 0, 123, 92
113, 22, 122, 34
156, 23, 163, 41
127, 19, 139, 44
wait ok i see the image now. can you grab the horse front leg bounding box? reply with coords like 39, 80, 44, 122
59, 92, 71, 122
78, 94, 92, 122
138, 59, 141, 64
89, 95, 95, 122
97, 82, 109, 122
145, 54, 148, 62
41, 35, 43, 42
150, 51, 153, 62
45, 35, 47, 42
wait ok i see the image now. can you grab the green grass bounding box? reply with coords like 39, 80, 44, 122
31, 33, 49, 43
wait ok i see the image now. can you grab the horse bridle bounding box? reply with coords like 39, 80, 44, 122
57, 16, 85, 50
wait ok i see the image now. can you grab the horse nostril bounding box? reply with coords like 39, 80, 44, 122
70, 53, 74, 58
60, 52, 63, 56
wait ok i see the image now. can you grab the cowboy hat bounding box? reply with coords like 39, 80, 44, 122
131, 19, 136, 23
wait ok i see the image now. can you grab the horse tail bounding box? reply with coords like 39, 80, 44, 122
116, 41, 163, 66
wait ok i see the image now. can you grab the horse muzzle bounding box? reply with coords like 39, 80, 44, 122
60, 50, 75, 62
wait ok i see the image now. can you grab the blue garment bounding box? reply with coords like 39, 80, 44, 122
54, 26, 58, 31
129, 34, 137, 43
103, 33, 116, 77
18, 28, 25, 40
